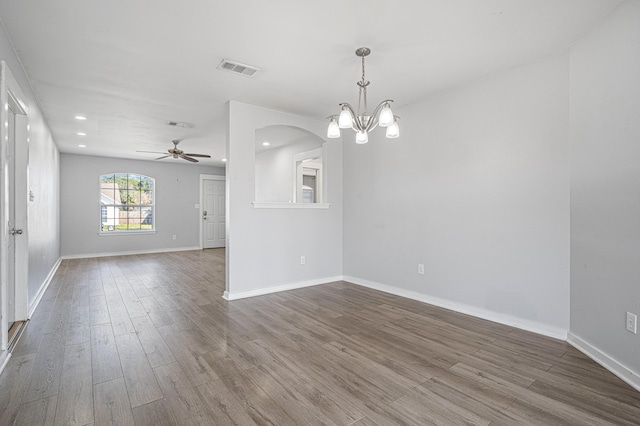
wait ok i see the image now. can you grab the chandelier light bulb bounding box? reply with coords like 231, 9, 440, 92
338, 108, 353, 128
379, 104, 394, 127
386, 121, 400, 138
327, 118, 341, 138
356, 130, 368, 144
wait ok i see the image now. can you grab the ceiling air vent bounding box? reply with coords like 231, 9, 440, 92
218, 59, 260, 77
166, 120, 195, 128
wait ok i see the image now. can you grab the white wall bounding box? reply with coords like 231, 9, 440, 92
0, 23, 60, 313
226, 101, 342, 298
569, 0, 640, 384
255, 137, 323, 203
60, 154, 224, 257
343, 54, 571, 338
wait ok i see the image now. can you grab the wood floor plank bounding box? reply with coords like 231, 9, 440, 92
119, 289, 148, 319
114, 332, 163, 408
11, 309, 52, 356
54, 342, 94, 426
22, 332, 65, 403
93, 377, 135, 426
2, 248, 639, 426
13, 395, 58, 426
450, 362, 620, 426
153, 362, 213, 425
0, 353, 37, 425
131, 399, 177, 425
138, 295, 175, 328
204, 355, 299, 426
105, 297, 136, 336
90, 323, 123, 384
195, 379, 258, 426
89, 295, 111, 326
130, 315, 176, 368
156, 324, 219, 387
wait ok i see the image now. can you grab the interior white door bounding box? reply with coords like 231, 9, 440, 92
202, 178, 225, 248
1, 62, 29, 351
7, 96, 16, 326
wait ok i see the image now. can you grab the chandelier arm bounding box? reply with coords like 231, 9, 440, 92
365, 100, 395, 132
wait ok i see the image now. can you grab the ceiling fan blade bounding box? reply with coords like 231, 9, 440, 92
137, 150, 167, 154
179, 154, 199, 163
155, 155, 170, 160
184, 153, 211, 158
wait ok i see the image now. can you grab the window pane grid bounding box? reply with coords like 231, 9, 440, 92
100, 173, 155, 232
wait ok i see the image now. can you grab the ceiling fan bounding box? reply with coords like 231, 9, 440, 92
137, 139, 211, 163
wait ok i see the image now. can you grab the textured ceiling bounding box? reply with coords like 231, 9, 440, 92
0, 0, 623, 166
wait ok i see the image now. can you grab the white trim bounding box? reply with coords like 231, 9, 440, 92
28, 257, 62, 318
293, 147, 323, 203
252, 202, 331, 209
222, 276, 342, 301
342, 275, 568, 340
567, 332, 640, 393
61, 246, 200, 260
98, 230, 157, 236
0, 351, 11, 376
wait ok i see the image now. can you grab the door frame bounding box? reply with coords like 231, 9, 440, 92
1, 61, 30, 351
199, 174, 225, 249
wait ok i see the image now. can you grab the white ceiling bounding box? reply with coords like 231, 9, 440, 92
0, 0, 623, 167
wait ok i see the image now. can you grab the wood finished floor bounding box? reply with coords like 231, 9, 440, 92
1, 249, 639, 425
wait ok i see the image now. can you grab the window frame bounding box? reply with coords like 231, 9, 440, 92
99, 173, 156, 234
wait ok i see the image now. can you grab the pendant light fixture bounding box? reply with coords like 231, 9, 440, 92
327, 47, 399, 143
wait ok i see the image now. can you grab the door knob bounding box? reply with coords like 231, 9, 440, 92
10, 229, 23, 235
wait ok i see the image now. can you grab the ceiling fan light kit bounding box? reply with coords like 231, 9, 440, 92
136, 139, 211, 163
327, 47, 399, 143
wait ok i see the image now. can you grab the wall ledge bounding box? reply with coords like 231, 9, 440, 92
567, 332, 640, 393
252, 202, 331, 209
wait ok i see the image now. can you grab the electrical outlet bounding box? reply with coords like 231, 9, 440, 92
172, 235, 177, 240
300, 256, 305, 265
626, 312, 637, 334
418, 264, 425, 275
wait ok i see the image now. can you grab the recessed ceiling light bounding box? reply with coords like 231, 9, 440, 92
75, 115, 87, 120
262, 141, 270, 146
222, 158, 227, 162
78, 144, 87, 148
77, 132, 87, 136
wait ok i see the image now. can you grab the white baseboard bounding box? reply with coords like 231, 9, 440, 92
342, 275, 568, 340
223, 276, 343, 301
0, 351, 11, 376
28, 257, 62, 318
567, 332, 640, 393
60, 246, 201, 260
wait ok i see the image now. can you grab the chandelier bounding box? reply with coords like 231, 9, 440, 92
327, 47, 399, 144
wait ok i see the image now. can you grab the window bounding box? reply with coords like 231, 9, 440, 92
100, 173, 154, 232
